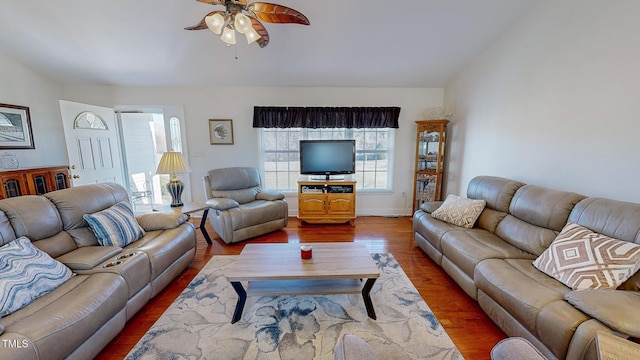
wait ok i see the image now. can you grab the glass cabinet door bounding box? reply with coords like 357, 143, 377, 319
53, 172, 69, 190
3, 179, 23, 197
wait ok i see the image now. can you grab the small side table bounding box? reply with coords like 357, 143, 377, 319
155, 201, 212, 245
596, 331, 640, 360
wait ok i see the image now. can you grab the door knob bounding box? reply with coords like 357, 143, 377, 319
72, 175, 80, 179
71, 165, 77, 169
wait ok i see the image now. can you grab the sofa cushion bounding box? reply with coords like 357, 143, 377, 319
533, 223, 640, 290
466, 176, 524, 213
256, 190, 285, 201
442, 229, 536, 278
431, 194, 486, 229
206, 198, 240, 211
83, 201, 145, 247
565, 289, 640, 337
491, 337, 547, 360
509, 185, 585, 232
136, 212, 188, 231
475, 258, 588, 359
0, 237, 74, 317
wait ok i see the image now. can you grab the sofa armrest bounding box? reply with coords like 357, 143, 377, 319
206, 198, 240, 211
136, 212, 188, 231
565, 290, 640, 337
420, 201, 443, 214
256, 190, 285, 201
56, 246, 122, 270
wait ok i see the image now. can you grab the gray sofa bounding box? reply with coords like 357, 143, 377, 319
413, 176, 640, 360
0, 182, 196, 360
203, 167, 288, 244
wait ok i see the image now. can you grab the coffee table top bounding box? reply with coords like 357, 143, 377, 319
224, 242, 380, 281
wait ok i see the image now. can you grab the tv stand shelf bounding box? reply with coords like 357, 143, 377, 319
297, 176, 356, 226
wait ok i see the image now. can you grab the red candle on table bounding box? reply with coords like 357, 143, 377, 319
300, 245, 312, 259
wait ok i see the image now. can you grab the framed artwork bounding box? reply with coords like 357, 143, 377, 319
209, 119, 234, 145
0, 103, 35, 149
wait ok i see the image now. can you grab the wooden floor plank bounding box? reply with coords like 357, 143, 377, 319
96, 216, 505, 359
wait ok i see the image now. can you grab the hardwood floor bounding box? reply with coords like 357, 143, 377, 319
96, 216, 505, 359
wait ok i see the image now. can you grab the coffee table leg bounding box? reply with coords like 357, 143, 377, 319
230, 281, 247, 324
199, 209, 212, 245
362, 278, 377, 320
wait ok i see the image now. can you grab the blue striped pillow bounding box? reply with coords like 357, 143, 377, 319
0, 237, 74, 317
83, 201, 145, 247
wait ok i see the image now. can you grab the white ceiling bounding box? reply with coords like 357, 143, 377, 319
0, 0, 536, 88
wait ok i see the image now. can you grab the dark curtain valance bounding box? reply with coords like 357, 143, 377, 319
253, 106, 401, 129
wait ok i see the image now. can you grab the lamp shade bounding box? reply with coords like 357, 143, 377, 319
156, 151, 191, 176
221, 26, 237, 45
205, 13, 225, 34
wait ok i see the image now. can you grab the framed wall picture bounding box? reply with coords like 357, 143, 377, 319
0, 103, 35, 149
209, 119, 234, 145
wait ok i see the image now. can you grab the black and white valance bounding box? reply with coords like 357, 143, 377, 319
253, 106, 401, 129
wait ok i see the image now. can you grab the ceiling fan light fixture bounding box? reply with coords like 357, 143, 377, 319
186, 0, 309, 48
234, 13, 252, 34
220, 26, 237, 45
205, 13, 225, 34
245, 27, 261, 44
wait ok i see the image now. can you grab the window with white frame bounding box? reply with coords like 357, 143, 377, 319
261, 127, 393, 191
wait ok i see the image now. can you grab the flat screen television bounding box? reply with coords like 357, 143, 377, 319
299, 140, 356, 180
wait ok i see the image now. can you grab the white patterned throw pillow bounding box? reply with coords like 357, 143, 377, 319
0, 237, 74, 317
534, 222, 640, 290
430, 194, 486, 229
83, 200, 145, 247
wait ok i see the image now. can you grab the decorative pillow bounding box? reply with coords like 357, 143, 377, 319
430, 194, 486, 229
533, 222, 640, 290
83, 201, 145, 247
0, 237, 74, 317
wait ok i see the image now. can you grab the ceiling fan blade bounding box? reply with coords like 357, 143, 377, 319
246, 3, 310, 25
184, 11, 226, 30
250, 17, 270, 48
196, 0, 226, 5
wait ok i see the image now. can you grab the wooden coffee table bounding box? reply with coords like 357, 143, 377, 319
224, 242, 380, 324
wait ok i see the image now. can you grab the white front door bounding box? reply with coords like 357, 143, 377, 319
59, 100, 124, 186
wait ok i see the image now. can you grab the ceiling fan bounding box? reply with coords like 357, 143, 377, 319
185, 0, 310, 48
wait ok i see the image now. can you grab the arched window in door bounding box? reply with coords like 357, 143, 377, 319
169, 117, 182, 152
74, 112, 108, 130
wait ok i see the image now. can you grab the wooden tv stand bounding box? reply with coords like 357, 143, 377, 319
297, 176, 356, 226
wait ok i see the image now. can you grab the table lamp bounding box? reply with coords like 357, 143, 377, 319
156, 151, 192, 207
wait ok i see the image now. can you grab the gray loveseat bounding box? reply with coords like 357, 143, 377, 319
413, 176, 640, 360
0, 182, 196, 360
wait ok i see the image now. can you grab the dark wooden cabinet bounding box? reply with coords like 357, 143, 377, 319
0, 166, 70, 199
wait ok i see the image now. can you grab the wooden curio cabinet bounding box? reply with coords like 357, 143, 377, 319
0, 166, 70, 199
412, 120, 449, 212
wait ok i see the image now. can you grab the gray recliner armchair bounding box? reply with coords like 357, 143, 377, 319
203, 167, 288, 244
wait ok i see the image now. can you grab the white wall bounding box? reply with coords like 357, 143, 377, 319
0, 53, 67, 167
445, 0, 640, 202
62, 85, 443, 215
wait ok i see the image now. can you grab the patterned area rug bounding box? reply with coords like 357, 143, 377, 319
126, 253, 463, 360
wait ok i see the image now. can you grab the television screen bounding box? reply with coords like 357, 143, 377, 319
300, 140, 355, 179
